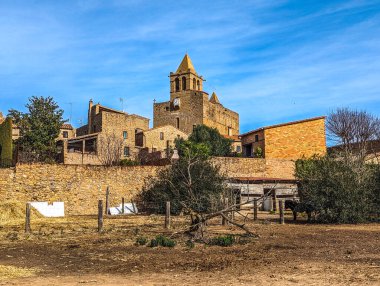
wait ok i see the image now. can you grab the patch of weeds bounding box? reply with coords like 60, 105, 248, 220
185, 239, 195, 249
269, 210, 276, 215
208, 235, 235, 247
148, 235, 176, 248
135, 236, 148, 246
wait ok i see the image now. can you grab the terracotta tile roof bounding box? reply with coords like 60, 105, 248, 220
239, 116, 326, 137
61, 123, 74, 130
223, 134, 240, 141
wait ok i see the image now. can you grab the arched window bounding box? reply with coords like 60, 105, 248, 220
182, 77, 186, 90
197, 80, 200, 90
193, 78, 196, 89
175, 78, 180, 91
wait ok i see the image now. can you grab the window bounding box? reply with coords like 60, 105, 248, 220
123, 146, 130, 157
193, 78, 196, 89
165, 106, 169, 111
197, 80, 200, 90
152, 148, 157, 152
182, 77, 186, 90
228, 127, 232, 136
255, 134, 259, 142
236, 145, 241, 152
160, 132, 164, 140
62, 131, 68, 138
176, 117, 180, 129
175, 78, 180, 91
123, 131, 128, 139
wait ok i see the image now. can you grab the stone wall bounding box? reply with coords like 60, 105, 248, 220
0, 158, 295, 215
0, 164, 161, 215
264, 117, 326, 159
212, 157, 295, 179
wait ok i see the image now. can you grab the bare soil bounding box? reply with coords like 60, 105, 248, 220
0, 212, 379, 285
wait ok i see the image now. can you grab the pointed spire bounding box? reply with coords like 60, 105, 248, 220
210, 92, 220, 104
176, 54, 196, 73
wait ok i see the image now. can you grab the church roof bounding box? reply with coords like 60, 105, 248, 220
209, 92, 220, 104
176, 54, 196, 73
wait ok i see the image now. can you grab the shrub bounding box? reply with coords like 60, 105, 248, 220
120, 159, 140, 166
295, 156, 380, 223
185, 239, 195, 249
208, 235, 235, 247
148, 235, 176, 248
135, 236, 148, 246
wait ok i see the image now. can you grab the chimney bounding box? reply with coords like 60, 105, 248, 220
88, 99, 93, 134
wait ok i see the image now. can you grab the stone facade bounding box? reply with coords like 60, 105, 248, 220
64, 101, 150, 164
241, 117, 326, 159
0, 158, 296, 215
58, 124, 75, 140
142, 125, 188, 153
153, 54, 239, 136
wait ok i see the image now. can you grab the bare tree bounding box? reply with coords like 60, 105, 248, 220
327, 108, 380, 162
98, 133, 123, 166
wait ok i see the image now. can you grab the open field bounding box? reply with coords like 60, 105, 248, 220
0, 212, 379, 285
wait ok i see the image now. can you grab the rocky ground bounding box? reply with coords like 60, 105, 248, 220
0, 213, 379, 285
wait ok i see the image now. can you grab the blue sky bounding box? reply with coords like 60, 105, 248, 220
0, 0, 379, 134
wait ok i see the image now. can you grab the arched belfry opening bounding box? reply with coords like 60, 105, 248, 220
175, 78, 180, 91
193, 78, 196, 89
182, 77, 186, 90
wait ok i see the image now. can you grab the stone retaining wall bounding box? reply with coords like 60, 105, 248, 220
0, 158, 295, 215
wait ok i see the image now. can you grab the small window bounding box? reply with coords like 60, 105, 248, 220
182, 77, 186, 90
193, 78, 196, 89
123, 146, 130, 156
160, 132, 164, 140
175, 78, 180, 91
63, 131, 68, 138
152, 148, 157, 152
228, 127, 232, 136
123, 131, 128, 139
236, 145, 241, 152
255, 134, 259, 142
165, 106, 169, 111
197, 80, 200, 90
176, 117, 180, 129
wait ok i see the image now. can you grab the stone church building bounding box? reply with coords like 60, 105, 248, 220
153, 54, 239, 136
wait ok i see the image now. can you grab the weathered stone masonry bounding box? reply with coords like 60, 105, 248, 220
0, 158, 295, 215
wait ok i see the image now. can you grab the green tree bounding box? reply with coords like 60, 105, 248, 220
9, 96, 65, 163
187, 125, 232, 157
295, 156, 378, 223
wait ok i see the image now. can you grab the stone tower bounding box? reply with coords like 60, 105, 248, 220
153, 54, 239, 136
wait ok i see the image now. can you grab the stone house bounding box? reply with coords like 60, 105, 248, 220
153, 54, 239, 136
61, 100, 150, 165
58, 124, 75, 140
240, 116, 326, 159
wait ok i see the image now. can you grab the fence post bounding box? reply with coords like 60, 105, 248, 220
165, 201, 171, 229
279, 200, 285, 224
98, 200, 103, 232
253, 200, 258, 221
105, 187, 110, 215
222, 197, 228, 225
25, 203, 31, 233
121, 197, 125, 214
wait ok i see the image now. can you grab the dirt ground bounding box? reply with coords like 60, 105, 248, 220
0, 212, 379, 286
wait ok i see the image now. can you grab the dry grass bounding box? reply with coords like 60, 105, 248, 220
0, 201, 43, 226
0, 265, 37, 280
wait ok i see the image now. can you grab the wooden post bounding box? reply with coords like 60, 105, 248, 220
131, 201, 136, 214
253, 200, 258, 221
105, 187, 110, 215
121, 197, 125, 214
165, 201, 171, 229
222, 198, 228, 225
98, 200, 103, 232
279, 200, 285, 224
25, 203, 31, 233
